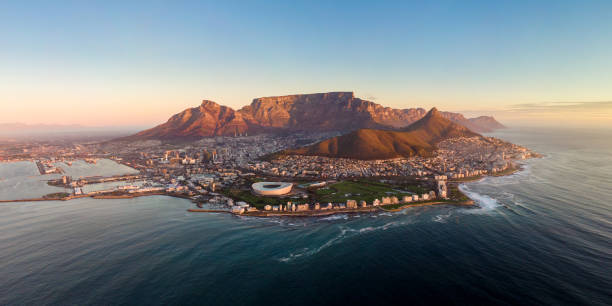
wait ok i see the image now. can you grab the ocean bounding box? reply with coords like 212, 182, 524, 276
0, 127, 611, 305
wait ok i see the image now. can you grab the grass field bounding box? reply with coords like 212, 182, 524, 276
43, 192, 70, 199
314, 180, 416, 204
447, 184, 470, 202
223, 179, 435, 209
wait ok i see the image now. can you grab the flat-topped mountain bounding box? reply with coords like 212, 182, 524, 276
279, 107, 480, 160
240, 92, 389, 131
125, 92, 503, 140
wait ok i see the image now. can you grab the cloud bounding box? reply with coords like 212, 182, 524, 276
507, 101, 612, 113
499, 101, 612, 127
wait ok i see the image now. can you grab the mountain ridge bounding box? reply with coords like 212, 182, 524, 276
125, 92, 504, 140
278, 107, 481, 160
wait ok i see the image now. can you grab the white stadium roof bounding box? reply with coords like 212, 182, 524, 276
251, 182, 293, 196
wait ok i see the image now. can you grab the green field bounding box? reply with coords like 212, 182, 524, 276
313, 180, 416, 204
222, 179, 434, 209
447, 184, 470, 202
43, 192, 70, 199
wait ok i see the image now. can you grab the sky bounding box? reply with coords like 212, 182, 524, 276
1, 0, 611, 128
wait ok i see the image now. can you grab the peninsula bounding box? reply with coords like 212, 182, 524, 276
0, 92, 535, 217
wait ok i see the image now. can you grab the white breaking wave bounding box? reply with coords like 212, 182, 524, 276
278, 220, 413, 262
459, 184, 501, 213
433, 212, 452, 223
319, 214, 349, 221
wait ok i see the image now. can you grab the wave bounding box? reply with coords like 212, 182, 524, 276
319, 214, 349, 221
433, 212, 452, 223
278, 229, 348, 262
278, 220, 413, 262
458, 184, 501, 213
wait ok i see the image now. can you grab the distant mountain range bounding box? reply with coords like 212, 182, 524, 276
0, 123, 84, 132
0, 123, 145, 141
125, 92, 504, 140
278, 107, 481, 160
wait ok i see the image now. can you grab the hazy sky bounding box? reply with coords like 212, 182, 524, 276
1, 0, 611, 127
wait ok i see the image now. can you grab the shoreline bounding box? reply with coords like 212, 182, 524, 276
1, 164, 526, 217
188, 200, 475, 217
379, 200, 475, 212
0, 191, 186, 204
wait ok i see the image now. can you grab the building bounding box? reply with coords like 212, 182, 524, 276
296, 204, 309, 211
231, 206, 245, 214
437, 180, 448, 199
251, 182, 293, 196
429, 190, 436, 199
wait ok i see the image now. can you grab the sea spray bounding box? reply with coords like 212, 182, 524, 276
459, 184, 501, 213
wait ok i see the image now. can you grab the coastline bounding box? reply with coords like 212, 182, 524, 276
0, 191, 186, 204
448, 164, 523, 183
379, 200, 475, 212
1, 163, 528, 217
233, 162, 529, 217
187, 199, 476, 217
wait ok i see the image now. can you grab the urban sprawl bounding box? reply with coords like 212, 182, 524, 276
0, 133, 537, 215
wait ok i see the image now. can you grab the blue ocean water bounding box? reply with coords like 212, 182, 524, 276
0, 128, 611, 305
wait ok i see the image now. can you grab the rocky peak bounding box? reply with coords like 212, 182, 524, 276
200, 100, 221, 108
426, 107, 440, 117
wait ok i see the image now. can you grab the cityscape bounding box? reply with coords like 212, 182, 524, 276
1, 1, 611, 305
0, 110, 538, 218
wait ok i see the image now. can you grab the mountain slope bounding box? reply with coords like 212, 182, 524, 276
129, 100, 249, 139
281, 107, 480, 160
124, 92, 502, 140
468, 116, 506, 132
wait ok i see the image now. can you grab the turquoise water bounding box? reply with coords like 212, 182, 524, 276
0, 161, 66, 200
0, 128, 611, 305
55, 159, 139, 178
0, 159, 138, 200
81, 180, 145, 193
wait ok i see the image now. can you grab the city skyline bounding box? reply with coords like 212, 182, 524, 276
2, 1, 611, 127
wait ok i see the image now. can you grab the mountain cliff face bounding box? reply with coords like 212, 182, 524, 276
126, 92, 503, 140
280, 107, 480, 160
132, 100, 249, 139
238, 92, 386, 131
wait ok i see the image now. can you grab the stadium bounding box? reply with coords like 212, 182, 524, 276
251, 182, 293, 196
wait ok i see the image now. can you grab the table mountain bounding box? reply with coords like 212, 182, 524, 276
124, 92, 503, 140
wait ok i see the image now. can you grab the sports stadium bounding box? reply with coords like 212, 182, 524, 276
251, 182, 293, 196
